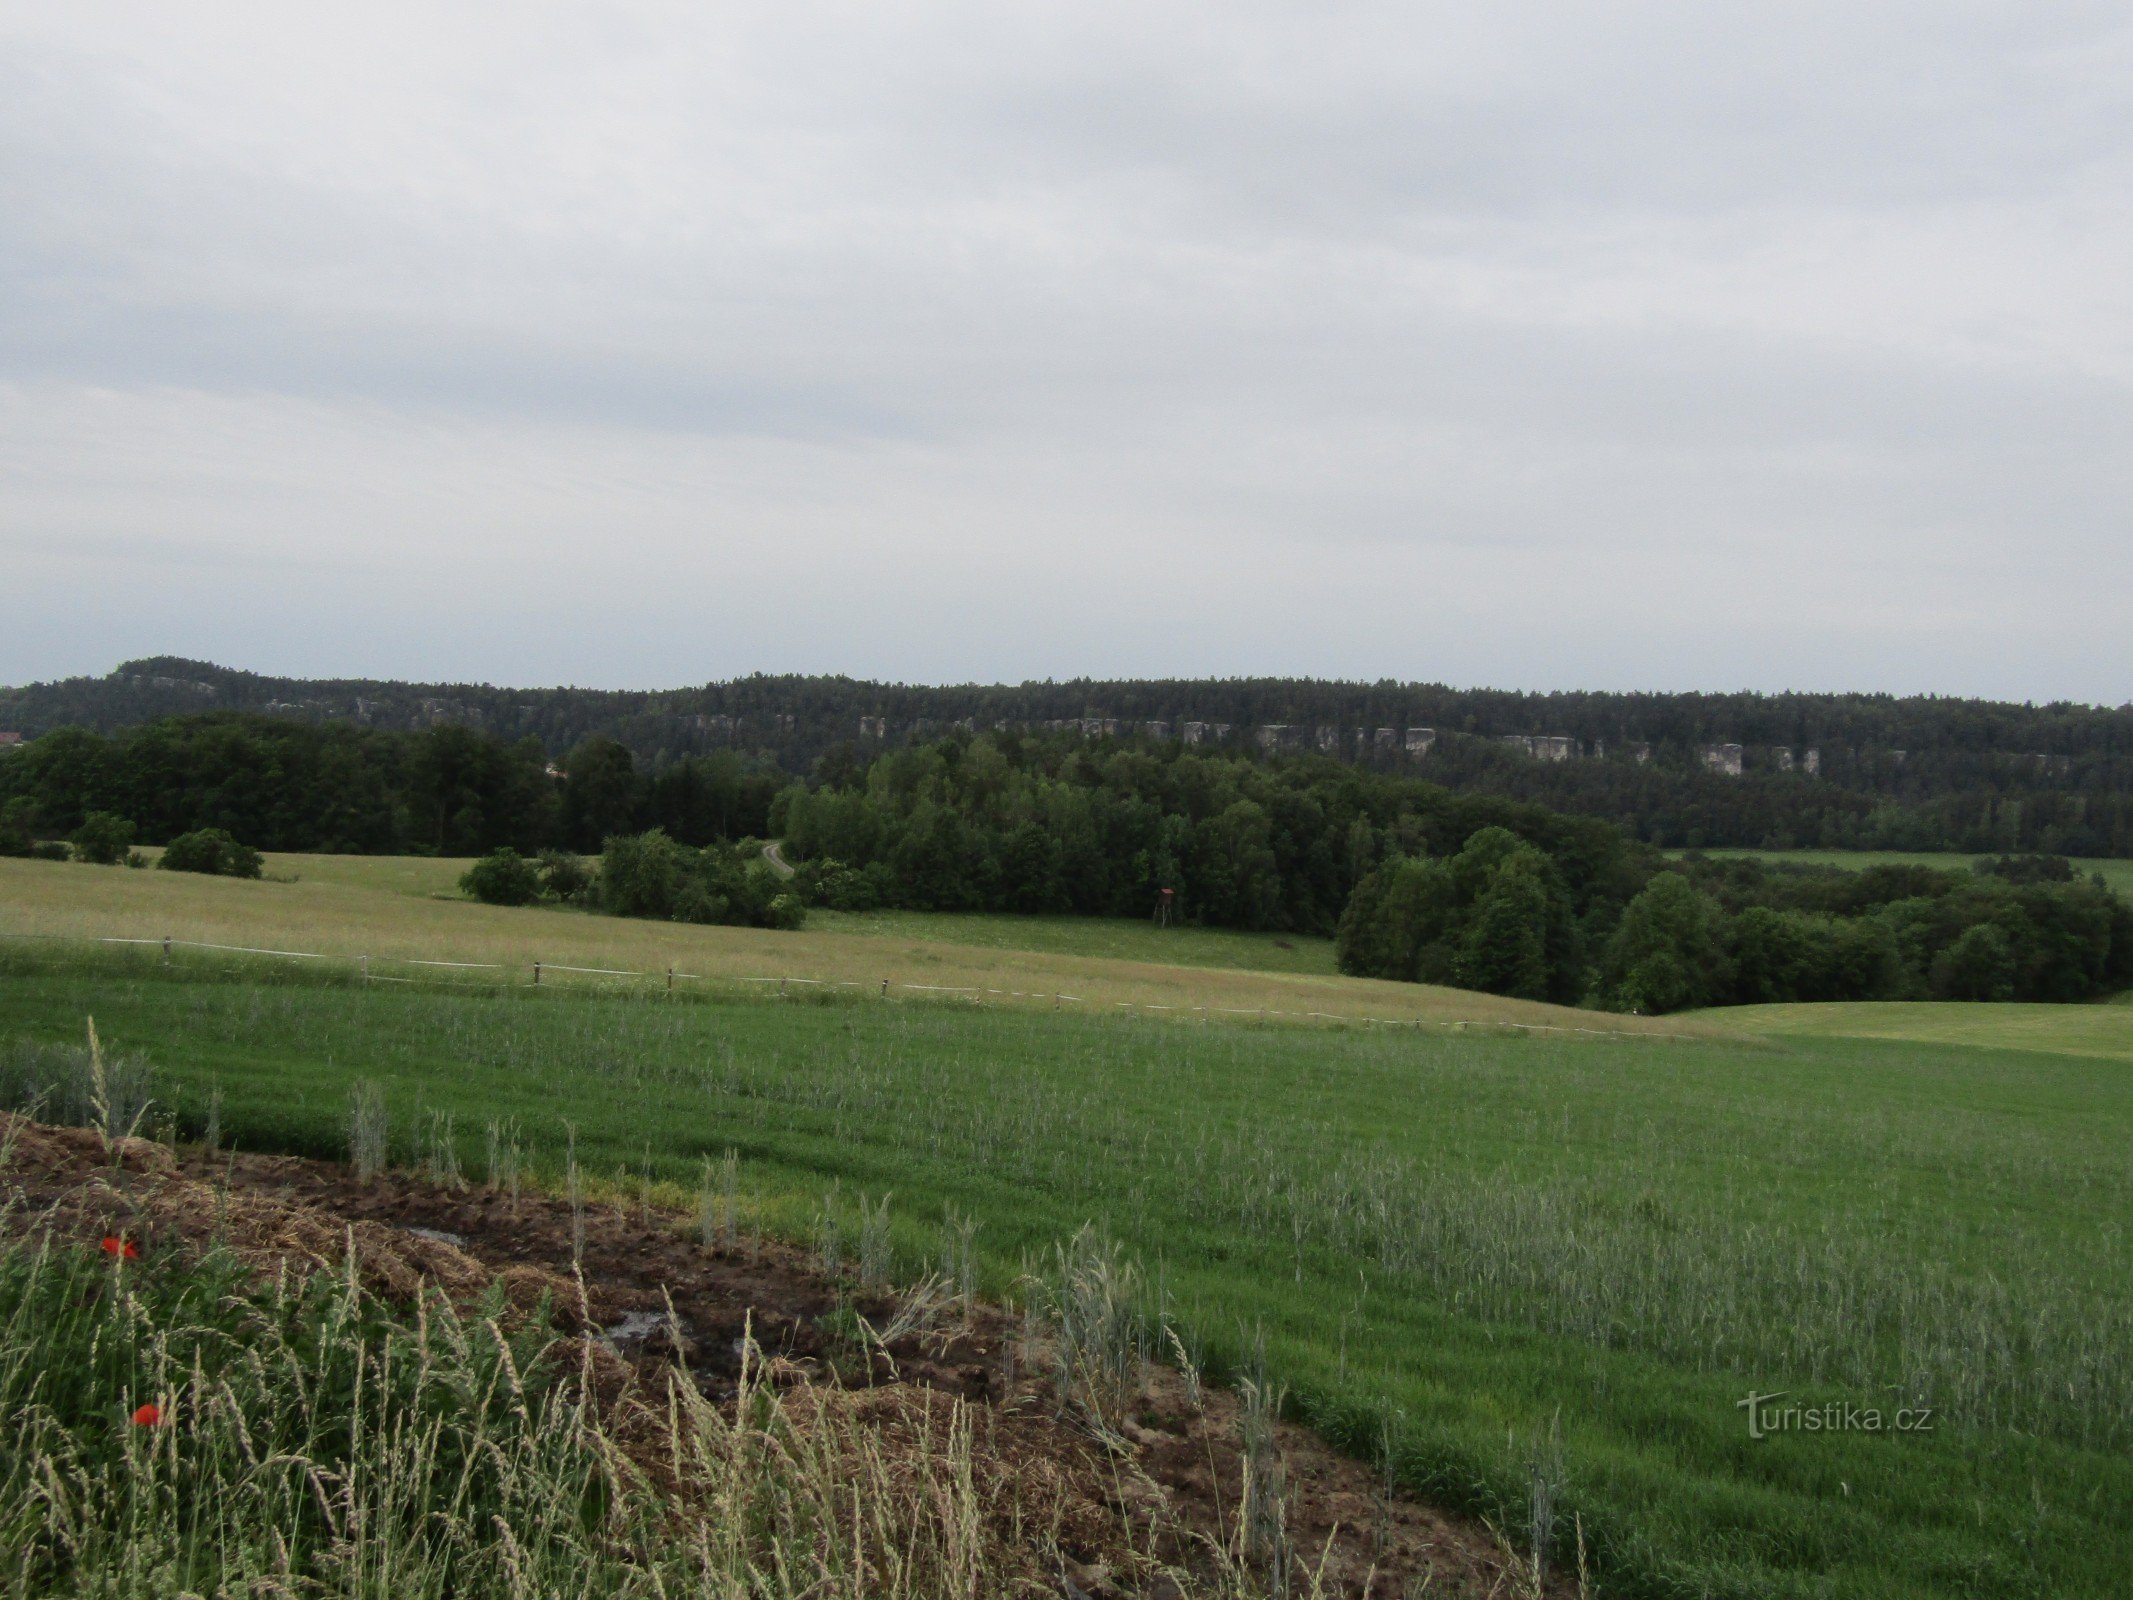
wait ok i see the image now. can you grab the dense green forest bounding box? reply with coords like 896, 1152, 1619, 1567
773, 730, 1646, 940
1338, 847, 2133, 1010
7, 657, 2133, 855
0, 715, 777, 856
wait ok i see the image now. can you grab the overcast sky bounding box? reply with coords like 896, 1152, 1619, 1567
4, 4, 2128, 700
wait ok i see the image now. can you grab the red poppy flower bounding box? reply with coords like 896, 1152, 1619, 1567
100, 1236, 142, 1260
131, 1403, 162, 1427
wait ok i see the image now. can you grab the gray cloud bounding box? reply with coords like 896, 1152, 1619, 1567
2, 3, 2129, 699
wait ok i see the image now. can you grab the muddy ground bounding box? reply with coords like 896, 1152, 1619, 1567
4, 1115, 1570, 1599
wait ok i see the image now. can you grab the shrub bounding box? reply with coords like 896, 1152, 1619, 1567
460, 847, 544, 906
597, 831, 804, 930
537, 848, 593, 903
68, 811, 135, 865
157, 828, 264, 878
599, 830, 691, 919
795, 856, 880, 911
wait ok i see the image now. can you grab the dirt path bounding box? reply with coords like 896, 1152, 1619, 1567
761, 840, 795, 879
5, 1117, 1566, 1599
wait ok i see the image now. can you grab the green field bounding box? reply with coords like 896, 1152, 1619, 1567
808, 906, 1337, 974
2, 938, 2128, 1597
1723, 1000, 2133, 1061
138, 851, 1339, 974
0, 855, 1682, 1035
265, 845, 2133, 977
249, 851, 482, 898
1669, 846, 2133, 898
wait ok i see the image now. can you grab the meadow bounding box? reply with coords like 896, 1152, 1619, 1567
0, 855, 1685, 1035
1721, 999, 2133, 1061
253, 850, 1345, 974
1, 932, 2128, 1597
806, 907, 1337, 975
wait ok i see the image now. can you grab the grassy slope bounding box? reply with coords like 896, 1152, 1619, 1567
807, 907, 1337, 974
1723, 1000, 2133, 1062
248, 850, 479, 898
0, 856, 1698, 1036
1, 947, 2127, 1598
1669, 846, 2133, 898
232, 849, 1345, 976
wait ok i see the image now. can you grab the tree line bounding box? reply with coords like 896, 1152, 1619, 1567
1338, 847, 2133, 1010
0, 715, 778, 857
5, 657, 2131, 856
8, 712, 2128, 1010
772, 730, 1648, 941
1406, 736, 2133, 858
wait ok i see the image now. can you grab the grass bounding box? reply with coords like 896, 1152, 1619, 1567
2, 941, 2129, 1597
266, 850, 1342, 973
0, 855, 1704, 1037
1722, 1001, 2133, 1062
0, 1195, 1067, 1598
808, 907, 1338, 975
249, 849, 480, 898
1668, 846, 2133, 898
180, 850, 1344, 976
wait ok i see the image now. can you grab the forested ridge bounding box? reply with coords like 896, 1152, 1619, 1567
7, 656, 2133, 855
